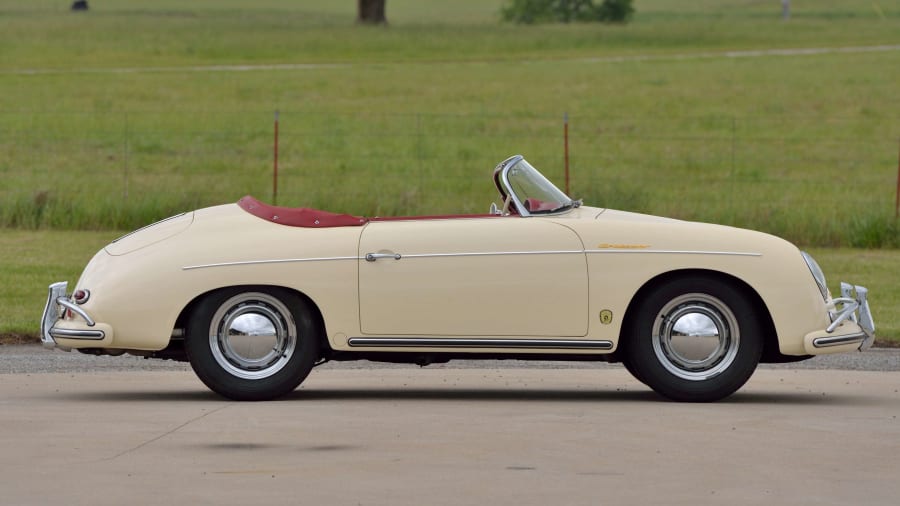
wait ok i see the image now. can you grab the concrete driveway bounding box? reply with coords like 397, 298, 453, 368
1, 364, 899, 505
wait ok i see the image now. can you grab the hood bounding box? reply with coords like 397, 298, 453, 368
595, 208, 681, 225
572, 206, 797, 256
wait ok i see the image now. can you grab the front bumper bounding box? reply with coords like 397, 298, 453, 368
803, 282, 875, 354
41, 281, 107, 349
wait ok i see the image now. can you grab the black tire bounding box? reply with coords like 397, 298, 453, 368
185, 286, 320, 401
623, 276, 763, 402
621, 356, 647, 386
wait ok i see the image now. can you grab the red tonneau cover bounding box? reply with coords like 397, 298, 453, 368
238, 196, 509, 228
238, 196, 368, 228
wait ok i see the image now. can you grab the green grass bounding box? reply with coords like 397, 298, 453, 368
807, 247, 900, 343
0, 229, 120, 342
1, 230, 896, 343
0, 0, 899, 247
2, 1, 900, 67
2, 2, 896, 343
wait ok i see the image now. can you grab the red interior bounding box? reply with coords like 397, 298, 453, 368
238, 196, 510, 228
523, 198, 559, 213
369, 213, 504, 222
238, 196, 368, 228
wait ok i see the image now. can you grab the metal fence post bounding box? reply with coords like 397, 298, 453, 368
123, 112, 129, 200
730, 115, 737, 210
273, 110, 279, 205
564, 112, 570, 195
416, 113, 423, 191
895, 137, 899, 219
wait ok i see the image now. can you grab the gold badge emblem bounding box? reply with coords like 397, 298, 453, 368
599, 310, 613, 325
598, 243, 651, 249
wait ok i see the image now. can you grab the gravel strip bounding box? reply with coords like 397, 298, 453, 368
1, 344, 898, 375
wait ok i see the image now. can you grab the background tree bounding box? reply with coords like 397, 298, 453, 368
357, 0, 387, 25
501, 0, 634, 24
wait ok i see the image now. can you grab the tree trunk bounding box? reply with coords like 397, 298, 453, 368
357, 0, 387, 25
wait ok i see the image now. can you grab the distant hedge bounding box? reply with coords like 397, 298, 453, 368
501, 0, 634, 24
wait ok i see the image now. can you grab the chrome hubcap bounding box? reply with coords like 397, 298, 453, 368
209, 293, 297, 380
652, 293, 740, 381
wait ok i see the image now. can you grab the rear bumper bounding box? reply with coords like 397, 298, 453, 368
41, 281, 107, 349
803, 282, 875, 354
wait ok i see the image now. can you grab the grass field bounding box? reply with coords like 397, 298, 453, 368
3, 1, 900, 67
0, 2, 898, 342
0, 0, 898, 246
1, 230, 897, 343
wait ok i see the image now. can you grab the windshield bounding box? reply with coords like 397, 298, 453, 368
499, 157, 574, 215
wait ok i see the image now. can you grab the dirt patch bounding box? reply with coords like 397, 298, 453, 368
0, 333, 40, 346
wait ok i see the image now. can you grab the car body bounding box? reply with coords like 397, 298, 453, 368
41, 155, 875, 401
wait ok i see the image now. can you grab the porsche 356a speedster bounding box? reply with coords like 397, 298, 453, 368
41, 155, 875, 401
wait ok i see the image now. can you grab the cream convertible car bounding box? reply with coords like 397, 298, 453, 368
42, 155, 875, 402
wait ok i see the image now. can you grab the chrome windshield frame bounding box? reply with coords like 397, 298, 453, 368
496, 155, 573, 217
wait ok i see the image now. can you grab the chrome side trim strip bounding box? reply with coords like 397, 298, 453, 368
406, 250, 760, 259
348, 337, 613, 350
183, 256, 359, 270
184, 249, 760, 270
401, 250, 583, 259
49, 328, 106, 340
813, 333, 867, 348
585, 249, 761, 257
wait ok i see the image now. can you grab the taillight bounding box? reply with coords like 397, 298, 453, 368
73, 289, 90, 305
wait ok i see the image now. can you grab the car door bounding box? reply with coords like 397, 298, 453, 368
358, 217, 588, 337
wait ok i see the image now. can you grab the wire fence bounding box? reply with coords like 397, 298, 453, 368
1, 111, 897, 244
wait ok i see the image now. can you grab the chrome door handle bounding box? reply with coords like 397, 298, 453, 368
365, 253, 401, 262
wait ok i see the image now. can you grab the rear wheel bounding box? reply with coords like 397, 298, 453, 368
623, 276, 763, 402
185, 287, 320, 401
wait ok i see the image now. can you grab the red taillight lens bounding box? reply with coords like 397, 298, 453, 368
73, 289, 90, 305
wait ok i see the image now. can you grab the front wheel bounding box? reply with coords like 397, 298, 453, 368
185, 287, 320, 401
623, 277, 763, 402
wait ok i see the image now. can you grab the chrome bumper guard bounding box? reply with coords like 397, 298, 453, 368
818, 282, 875, 350
40, 281, 105, 349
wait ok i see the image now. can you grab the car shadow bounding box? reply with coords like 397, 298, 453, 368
289, 388, 661, 403
721, 391, 885, 406
46, 387, 879, 406
44, 390, 224, 403
287, 388, 878, 406
49, 388, 658, 403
